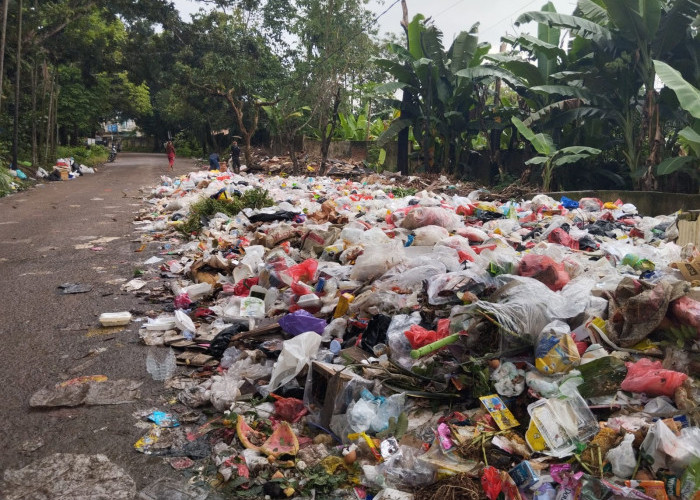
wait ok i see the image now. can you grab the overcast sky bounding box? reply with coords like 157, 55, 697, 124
172, 0, 577, 49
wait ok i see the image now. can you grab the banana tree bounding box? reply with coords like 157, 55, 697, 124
653, 60, 700, 181
516, 0, 700, 188
512, 117, 601, 191
374, 15, 523, 174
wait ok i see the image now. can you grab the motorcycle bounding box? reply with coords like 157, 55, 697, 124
108, 145, 117, 163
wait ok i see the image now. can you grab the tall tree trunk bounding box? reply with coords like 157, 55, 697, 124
319, 87, 341, 175
0, 0, 9, 111
45, 73, 54, 164
12, 0, 22, 170
31, 58, 37, 165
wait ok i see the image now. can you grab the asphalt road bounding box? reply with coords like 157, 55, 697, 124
0, 153, 197, 491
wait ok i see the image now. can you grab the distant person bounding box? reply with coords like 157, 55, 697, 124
165, 141, 176, 171
229, 140, 241, 174
208, 152, 220, 171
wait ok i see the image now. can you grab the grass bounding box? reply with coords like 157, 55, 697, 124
179, 187, 274, 234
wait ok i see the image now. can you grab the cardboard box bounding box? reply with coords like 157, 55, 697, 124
59, 171, 69, 181
672, 257, 700, 282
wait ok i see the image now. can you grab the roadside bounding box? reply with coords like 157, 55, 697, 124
0, 153, 195, 490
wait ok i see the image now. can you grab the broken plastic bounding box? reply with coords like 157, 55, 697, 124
146, 348, 177, 381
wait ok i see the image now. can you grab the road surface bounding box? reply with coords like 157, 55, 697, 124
0, 153, 197, 491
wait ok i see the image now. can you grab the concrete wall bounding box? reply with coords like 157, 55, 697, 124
549, 190, 700, 216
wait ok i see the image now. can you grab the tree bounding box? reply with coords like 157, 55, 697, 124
515, 0, 700, 188
512, 116, 601, 191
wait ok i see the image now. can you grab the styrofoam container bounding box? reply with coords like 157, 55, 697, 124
99, 311, 132, 326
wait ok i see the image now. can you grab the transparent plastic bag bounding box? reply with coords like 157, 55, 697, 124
606, 433, 636, 478
146, 348, 177, 381
386, 313, 421, 369
400, 207, 460, 231
426, 269, 496, 305
375, 263, 446, 294
265, 331, 322, 393
412, 225, 449, 246
350, 242, 405, 281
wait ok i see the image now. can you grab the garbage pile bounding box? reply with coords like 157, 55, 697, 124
126, 169, 699, 500
254, 154, 374, 178
35, 157, 95, 181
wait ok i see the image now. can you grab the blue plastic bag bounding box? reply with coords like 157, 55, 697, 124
560, 196, 578, 209
15, 169, 27, 180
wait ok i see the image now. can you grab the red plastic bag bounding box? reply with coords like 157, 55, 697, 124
481, 466, 503, 500
174, 293, 192, 309
670, 296, 700, 335
272, 396, 308, 423
232, 277, 259, 297
285, 259, 318, 283
404, 319, 450, 349
621, 358, 688, 397
518, 254, 570, 291
548, 228, 580, 250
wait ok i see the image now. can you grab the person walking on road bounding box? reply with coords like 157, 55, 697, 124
165, 141, 176, 171
228, 140, 241, 174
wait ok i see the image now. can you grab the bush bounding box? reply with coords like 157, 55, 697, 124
180, 188, 273, 234
56, 145, 109, 167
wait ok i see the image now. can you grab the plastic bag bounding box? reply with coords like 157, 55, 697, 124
350, 242, 405, 281
670, 295, 700, 335
279, 310, 326, 337
174, 309, 196, 333
491, 361, 525, 397
518, 254, 570, 291
284, 258, 318, 283
400, 207, 460, 231
412, 225, 449, 246
386, 313, 421, 369
265, 331, 322, 393
641, 420, 700, 474
376, 263, 446, 294
426, 269, 496, 305
403, 319, 449, 349
621, 358, 688, 397
606, 433, 636, 478
535, 321, 580, 375
578, 197, 603, 211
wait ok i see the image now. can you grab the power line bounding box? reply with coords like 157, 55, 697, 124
481, 0, 539, 35
435, 0, 465, 18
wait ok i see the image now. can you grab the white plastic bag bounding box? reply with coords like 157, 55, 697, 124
174, 309, 196, 333
641, 420, 700, 474
265, 331, 322, 393
412, 225, 449, 246
350, 242, 405, 281
606, 433, 636, 478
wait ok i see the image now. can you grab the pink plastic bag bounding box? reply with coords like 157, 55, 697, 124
670, 295, 700, 336
400, 207, 459, 230
620, 358, 688, 397
404, 319, 450, 349
517, 254, 570, 291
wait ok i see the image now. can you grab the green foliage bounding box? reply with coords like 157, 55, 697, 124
513, 117, 601, 190
390, 187, 417, 198
299, 464, 350, 495
180, 188, 274, 235
0, 168, 16, 197
56, 145, 110, 167
173, 131, 202, 158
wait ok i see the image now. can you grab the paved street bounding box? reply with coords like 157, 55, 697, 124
0, 153, 196, 490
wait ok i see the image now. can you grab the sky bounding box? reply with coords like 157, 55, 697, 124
172, 0, 577, 49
